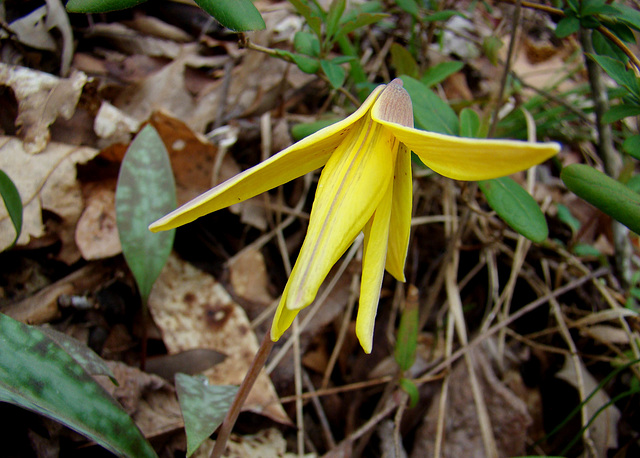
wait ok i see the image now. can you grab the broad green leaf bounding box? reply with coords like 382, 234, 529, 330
602, 104, 640, 123
479, 177, 549, 242
561, 164, 640, 235
291, 118, 342, 141
398, 378, 419, 408
459, 108, 480, 138
581, 0, 615, 17
610, 3, 640, 32
326, 0, 346, 43
294, 31, 320, 57
623, 135, 640, 160
321, 59, 346, 88
66, 0, 147, 12
395, 0, 419, 17
420, 61, 464, 88
394, 293, 418, 372
0, 313, 156, 457
390, 43, 419, 79
400, 75, 459, 135
592, 30, 627, 61
590, 54, 640, 99
193, 0, 265, 31
39, 326, 116, 383
175, 374, 238, 457
602, 22, 636, 43
0, 169, 22, 247
556, 16, 580, 38
116, 125, 176, 302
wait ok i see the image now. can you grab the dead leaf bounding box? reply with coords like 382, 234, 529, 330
0, 64, 87, 153
148, 253, 290, 425
228, 248, 274, 307
94, 101, 141, 146
411, 349, 532, 458
75, 183, 121, 260
195, 428, 306, 458
0, 136, 99, 261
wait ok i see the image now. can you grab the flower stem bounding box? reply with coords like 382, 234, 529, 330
210, 332, 275, 458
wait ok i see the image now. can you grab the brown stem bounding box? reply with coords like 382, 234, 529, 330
210, 332, 275, 458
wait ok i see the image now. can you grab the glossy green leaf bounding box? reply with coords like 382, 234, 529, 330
401, 75, 459, 135
420, 61, 464, 88
556, 16, 580, 38
0, 169, 22, 247
66, 0, 147, 13
479, 177, 549, 243
193, 0, 265, 31
459, 108, 480, 138
390, 43, 419, 79
321, 59, 346, 88
602, 103, 640, 123
398, 378, 419, 408
116, 125, 176, 302
395, 296, 418, 372
175, 374, 238, 457
291, 118, 342, 141
561, 164, 640, 235
294, 31, 320, 57
0, 313, 156, 457
623, 135, 640, 160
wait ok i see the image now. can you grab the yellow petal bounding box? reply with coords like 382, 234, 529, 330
374, 121, 560, 181
283, 115, 397, 312
357, 183, 393, 354
149, 84, 387, 232
271, 280, 298, 342
385, 144, 412, 281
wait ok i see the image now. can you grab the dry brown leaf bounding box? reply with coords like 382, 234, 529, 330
411, 349, 531, 458
0, 136, 99, 261
94, 101, 141, 147
75, 183, 121, 260
194, 428, 306, 458
97, 361, 184, 439
0, 64, 87, 153
148, 253, 289, 425
228, 248, 274, 307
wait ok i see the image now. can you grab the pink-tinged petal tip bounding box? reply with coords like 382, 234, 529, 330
372, 79, 414, 128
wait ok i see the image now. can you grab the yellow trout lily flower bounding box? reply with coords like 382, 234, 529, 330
150, 78, 559, 353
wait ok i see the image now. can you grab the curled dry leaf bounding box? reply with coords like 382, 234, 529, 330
0, 137, 98, 261
148, 253, 289, 425
0, 64, 87, 153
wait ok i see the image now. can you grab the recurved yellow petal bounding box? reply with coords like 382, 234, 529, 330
283, 116, 397, 313
149, 84, 387, 232
271, 280, 299, 342
385, 144, 412, 281
357, 184, 393, 354
375, 121, 561, 181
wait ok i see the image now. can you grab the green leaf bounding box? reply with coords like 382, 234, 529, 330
193, 0, 265, 32
572, 242, 603, 258
424, 10, 465, 22
0, 169, 22, 247
482, 35, 504, 66
289, 0, 323, 38
0, 313, 156, 457
561, 164, 640, 235
335, 13, 388, 40
610, 3, 640, 32
602, 104, 640, 123
398, 378, 419, 408
394, 292, 418, 372
556, 203, 581, 233
294, 31, 320, 57
420, 61, 464, 87
291, 118, 342, 141
556, 16, 580, 38
592, 30, 627, 61
275, 49, 319, 74
66, 0, 147, 13
459, 108, 480, 138
175, 374, 238, 457
395, 0, 419, 17
590, 54, 640, 99
116, 125, 176, 302
39, 326, 116, 383
390, 43, 419, 79
479, 177, 549, 242
400, 75, 459, 135
321, 59, 346, 88
628, 174, 640, 193
326, 0, 346, 43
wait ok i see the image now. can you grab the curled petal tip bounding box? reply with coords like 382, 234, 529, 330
389, 77, 404, 87
372, 80, 414, 128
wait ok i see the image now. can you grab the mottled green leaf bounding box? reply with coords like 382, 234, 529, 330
116, 125, 176, 302
175, 374, 238, 457
561, 164, 640, 235
321, 59, 346, 88
401, 75, 459, 135
479, 177, 549, 242
420, 61, 464, 88
0, 169, 22, 247
459, 108, 480, 138
66, 0, 147, 13
0, 313, 155, 457
193, 0, 265, 31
